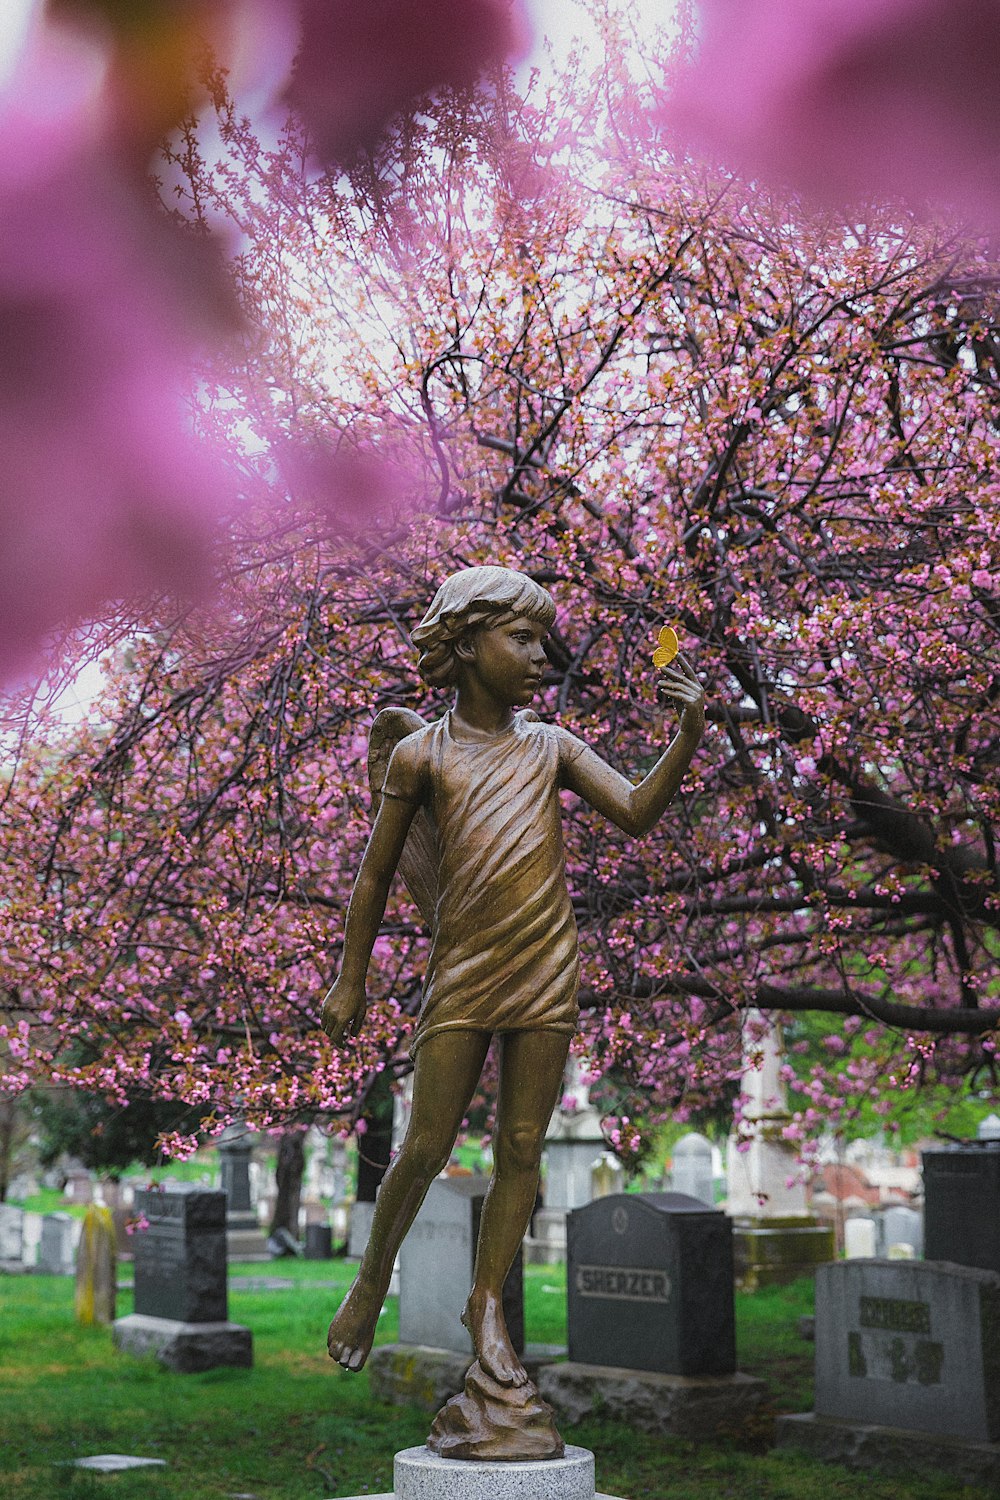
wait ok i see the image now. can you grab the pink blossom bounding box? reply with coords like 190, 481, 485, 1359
283, 0, 530, 166
665, 0, 1000, 231
0, 27, 234, 685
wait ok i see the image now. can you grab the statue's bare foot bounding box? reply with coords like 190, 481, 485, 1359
327, 1280, 382, 1372
462, 1288, 527, 1387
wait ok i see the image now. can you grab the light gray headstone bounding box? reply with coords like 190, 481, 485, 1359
844, 1216, 876, 1259
876, 1204, 923, 1259
21, 1211, 42, 1266
398, 1177, 522, 1355
38, 1212, 79, 1274
670, 1133, 714, 1206
348, 1198, 375, 1258
0, 1203, 24, 1260
815, 1259, 1000, 1441
546, 1140, 604, 1213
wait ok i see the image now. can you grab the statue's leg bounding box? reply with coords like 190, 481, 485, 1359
328, 1028, 491, 1371
463, 1029, 571, 1386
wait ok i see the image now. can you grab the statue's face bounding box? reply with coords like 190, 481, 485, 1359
463, 614, 548, 704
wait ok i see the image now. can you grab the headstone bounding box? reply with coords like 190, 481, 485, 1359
7, 1172, 39, 1200
726, 1011, 834, 1287
348, 1198, 376, 1258
978, 1114, 1000, 1141
590, 1153, 623, 1200
670, 1133, 714, 1206
875, 1203, 923, 1259
527, 1057, 606, 1264
813, 1259, 1000, 1441
113, 1188, 252, 1371
844, 1216, 877, 1259
75, 1204, 116, 1325
132, 1189, 228, 1322
21, 1210, 42, 1267
567, 1192, 735, 1376
0, 1203, 24, 1261
218, 1123, 269, 1260
923, 1142, 1000, 1273
38, 1212, 78, 1274
64, 1169, 93, 1204
304, 1223, 333, 1259
398, 1176, 523, 1357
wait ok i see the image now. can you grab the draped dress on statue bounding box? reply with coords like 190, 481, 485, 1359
382, 710, 585, 1053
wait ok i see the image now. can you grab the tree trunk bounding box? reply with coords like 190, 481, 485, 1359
268, 1129, 305, 1238
356, 1070, 394, 1203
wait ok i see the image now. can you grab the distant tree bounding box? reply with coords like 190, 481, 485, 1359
1, 15, 998, 1161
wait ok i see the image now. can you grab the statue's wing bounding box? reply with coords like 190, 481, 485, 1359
367, 707, 439, 928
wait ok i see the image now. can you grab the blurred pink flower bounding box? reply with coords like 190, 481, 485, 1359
665, 0, 1000, 230
277, 435, 412, 531
0, 25, 236, 685
283, 0, 530, 165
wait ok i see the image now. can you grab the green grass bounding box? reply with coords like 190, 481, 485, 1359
0, 1266, 987, 1500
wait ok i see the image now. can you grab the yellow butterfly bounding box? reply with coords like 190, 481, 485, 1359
651, 623, 679, 670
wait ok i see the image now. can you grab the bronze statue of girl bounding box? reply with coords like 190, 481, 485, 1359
321, 565, 704, 1389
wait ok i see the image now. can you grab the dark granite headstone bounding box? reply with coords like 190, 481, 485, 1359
923, 1143, 1000, 1273
133, 1189, 227, 1324
304, 1223, 333, 1259
218, 1126, 254, 1215
567, 1191, 735, 1376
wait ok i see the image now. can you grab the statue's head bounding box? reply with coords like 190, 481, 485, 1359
412, 565, 556, 688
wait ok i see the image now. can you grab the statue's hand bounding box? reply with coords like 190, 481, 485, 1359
658, 652, 705, 739
321, 977, 368, 1046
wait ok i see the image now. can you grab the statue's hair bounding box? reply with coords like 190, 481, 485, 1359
412, 566, 556, 689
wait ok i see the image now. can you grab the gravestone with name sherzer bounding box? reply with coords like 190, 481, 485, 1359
113, 1188, 252, 1372
567, 1191, 734, 1375
776, 1258, 1000, 1485
537, 1191, 767, 1440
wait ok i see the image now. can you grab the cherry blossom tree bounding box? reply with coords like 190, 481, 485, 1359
1, 9, 998, 1160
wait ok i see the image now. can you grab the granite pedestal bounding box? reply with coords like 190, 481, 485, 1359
331, 1444, 629, 1500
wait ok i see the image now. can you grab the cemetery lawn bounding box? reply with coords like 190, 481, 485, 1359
0, 1264, 987, 1500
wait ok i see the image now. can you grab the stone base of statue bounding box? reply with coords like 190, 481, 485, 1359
426, 1361, 564, 1462
334, 1443, 632, 1499
398, 1443, 592, 1496
112, 1313, 252, 1372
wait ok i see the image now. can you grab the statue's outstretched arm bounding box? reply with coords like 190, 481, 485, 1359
562, 654, 705, 838
320, 790, 417, 1044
